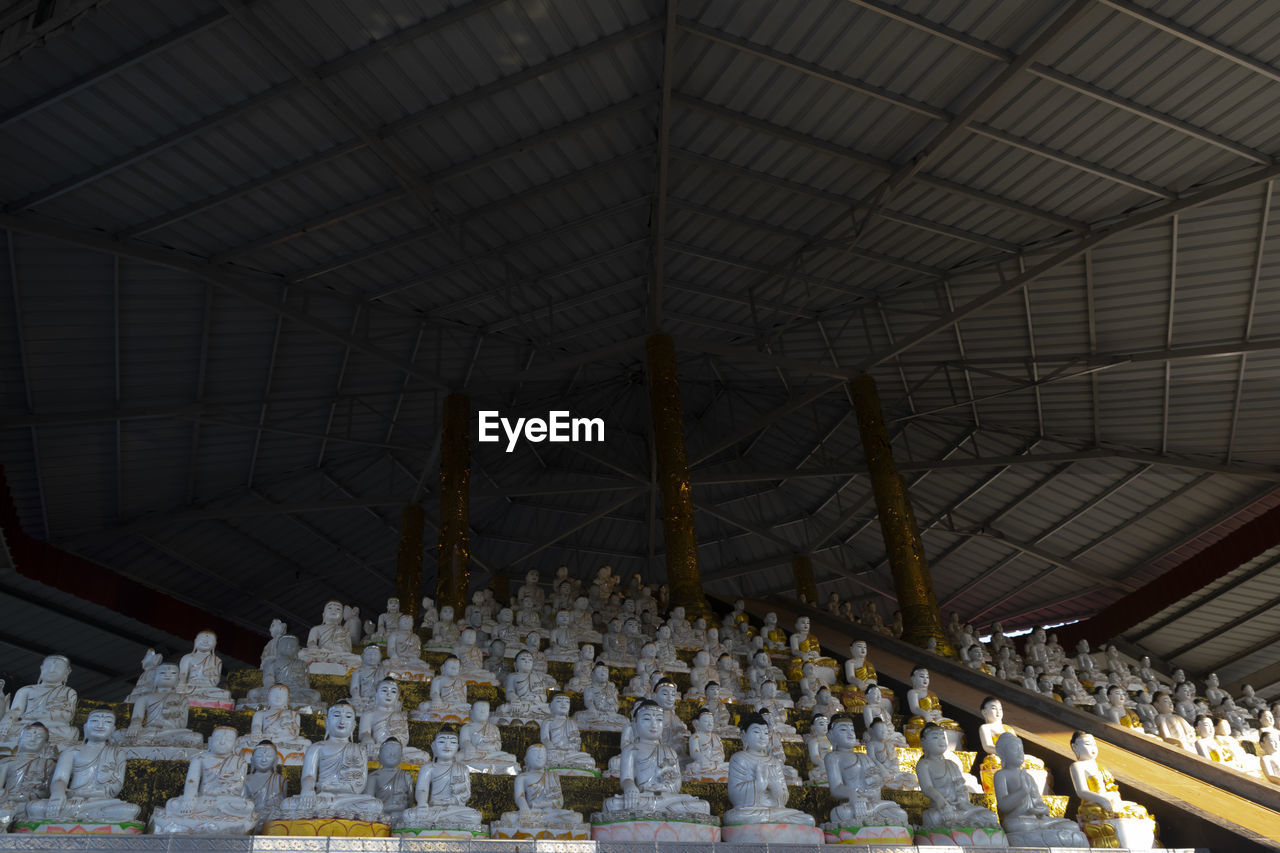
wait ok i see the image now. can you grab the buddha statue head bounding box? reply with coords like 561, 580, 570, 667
385, 598, 400, 617
704, 681, 722, 704
325, 702, 357, 740
1153, 692, 1174, 714
379, 738, 403, 769
39, 654, 70, 686
361, 645, 382, 667
911, 665, 930, 691
470, 700, 490, 723
794, 616, 810, 634
374, 679, 400, 710
153, 662, 180, 692
267, 683, 290, 709
513, 650, 534, 673
525, 742, 549, 770
84, 709, 116, 742
439, 605, 455, 624
209, 726, 237, 756
432, 726, 460, 761
1260, 731, 1279, 756
919, 723, 947, 757
693, 706, 714, 733
252, 741, 279, 773
1193, 715, 1215, 739
549, 694, 571, 718
398, 614, 414, 633
980, 696, 1002, 724
321, 601, 343, 625
15, 722, 48, 755
277, 634, 301, 661
460, 627, 477, 646
654, 678, 678, 709
440, 656, 461, 678
810, 713, 829, 737
995, 731, 1025, 767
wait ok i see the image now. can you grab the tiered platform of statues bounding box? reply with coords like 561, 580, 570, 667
0, 568, 1267, 847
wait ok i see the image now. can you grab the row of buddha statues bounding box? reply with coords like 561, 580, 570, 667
0, 563, 1241, 845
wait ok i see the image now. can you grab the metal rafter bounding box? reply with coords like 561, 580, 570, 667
3, 230, 48, 538
1227, 182, 1271, 463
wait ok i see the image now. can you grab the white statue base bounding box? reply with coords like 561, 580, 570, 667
118, 745, 204, 763
683, 766, 729, 783
393, 825, 489, 839
302, 661, 358, 677
1078, 815, 1156, 849
722, 822, 826, 844
823, 823, 912, 845
491, 818, 591, 840
187, 698, 234, 710
914, 826, 1007, 846
15, 820, 145, 835
1006, 827, 1089, 847
590, 812, 721, 842
151, 807, 256, 836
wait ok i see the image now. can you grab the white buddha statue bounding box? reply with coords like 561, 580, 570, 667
723, 712, 818, 832
916, 724, 1001, 833
242, 635, 321, 710
396, 726, 485, 833
1239, 684, 1268, 717
624, 642, 662, 698
538, 694, 596, 775
493, 650, 552, 724
243, 742, 286, 827
277, 702, 385, 822
458, 700, 518, 774
653, 625, 687, 672
684, 707, 729, 781
26, 710, 141, 827
113, 662, 204, 754
1023, 627, 1049, 670
0, 655, 78, 750
359, 679, 428, 765
177, 630, 233, 708
343, 605, 362, 646
125, 649, 164, 703
545, 610, 579, 661
0, 723, 56, 829
804, 713, 832, 784
599, 618, 629, 666
824, 713, 909, 832
427, 605, 462, 650
563, 644, 594, 693
362, 739, 412, 823
299, 601, 362, 675
666, 605, 697, 648
904, 665, 963, 749
574, 662, 627, 731
490, 607, 520, 648
409, 656, 470, 723
597, 699, 712, 817
702, 682, 739, 737
684, 651, 715, 700
150, 726, 256, 835
993, 734, 1087, 846
382, 615, 434, 682
1258, 731, 1280, 784
491, 743, 590, 839
1154, 692, 1196, 750
1204, 672, 1229, 709
1069, 731, 1157, 849
347, 646, 384, 713
517, 569, 545, 611
485, 639, 512, 683
863, 718, 916, 789
237, 684, 311, 766
419, 596, 438, 631
977, 696, 1048, 794
372, 597, 403, 642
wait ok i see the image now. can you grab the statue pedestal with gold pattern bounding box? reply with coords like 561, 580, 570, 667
1077, 805, 1157, 849
491, 815, 590, 840
393, 825, 490, 839
262, 818, 390, 837
590, 810, 721, 842
723, 821, 825, 844
913, 825, 1007, 846
823, 823, 912, 845
14, 820, 145, 835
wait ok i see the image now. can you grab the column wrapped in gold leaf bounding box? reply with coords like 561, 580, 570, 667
396, 505, 425, 620
437, 393, 470, 614
645, 333, 711, 620
792, 554, 818, 604
849, 375, 954, 656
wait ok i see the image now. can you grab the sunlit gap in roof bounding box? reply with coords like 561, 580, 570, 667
979, 619, 1078, 643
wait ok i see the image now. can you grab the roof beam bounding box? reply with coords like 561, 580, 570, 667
0, 213, 453, 392
649, 0, 678, 328
505, 488, 646, 566
674, 94, 1085, 232
857, 158, 1280, 371
0, 10, 231, 131
670, 149, 1020, 253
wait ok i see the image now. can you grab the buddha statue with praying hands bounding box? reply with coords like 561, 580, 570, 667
25, 710, 141, 830
721, 711, 821, 843
299, 601, 362, 675
0, 655, 79, 750
150, 726, 256, 835
277, 702, 385, 822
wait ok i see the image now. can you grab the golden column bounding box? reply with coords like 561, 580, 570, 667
646, 333, 712, 619
395, 505, 425, 619
436, 393, 470, 614
792, 554, 818, 604
849, 375, 954, 655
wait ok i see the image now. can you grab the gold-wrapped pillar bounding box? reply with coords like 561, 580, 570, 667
396, 505, 425, 619
437, 393, 470, 614
850, 375, 953, 656
645, 333, 711, 620
792, 554, 818, 604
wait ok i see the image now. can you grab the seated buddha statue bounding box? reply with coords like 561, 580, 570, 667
26, 710, 140, 825
493, 650, 553, 724
825, 713, 910, 828
724, 712, 816, 827
381, 615, 433, 682
574, 663, 627, 731
113, 663, 204, 752
915, 724, 999, 831
237, 684, 311, 765
346, 646, 384, 713
0, 656, 79, 750
409, 656, 470, 723
842, 639, 892, 712
298, 601, 362, 675
903, 666, 963, 749
177, 631, 233, 708
598, 699, 712, 817
243, 635, 322, 709
761, 611, 789, 652
457, 700, 518, 774
0, 723, 56, 828
862, 718, 916, 789
539, 694, 596, 774
977, 697, 1047, 794
359, 680, 428, 765
491, 743, 589, 837
150, 726, 255, 835
993, 734, 1088, 846
362, 740, 412, 823
277, 702, 385, 821
1069, 731, 1156, 848
787, 616, 837, 683
395, 726, 483, 831
684, 707, 729, 781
